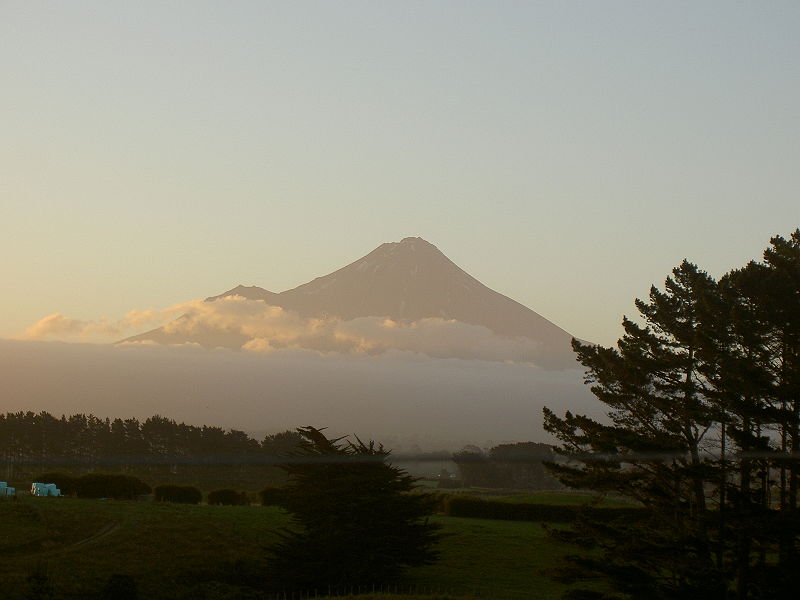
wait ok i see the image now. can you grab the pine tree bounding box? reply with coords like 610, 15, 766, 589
543, 231, 800, 599
544, 261, 725, 599
266, 426, 440, 592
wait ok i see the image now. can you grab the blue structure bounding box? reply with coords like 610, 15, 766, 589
30, 482, 61, 497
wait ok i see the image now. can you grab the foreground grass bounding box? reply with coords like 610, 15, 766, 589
407, 516, 577, 599
1, 497, 284, 599
0, 496, 590, 599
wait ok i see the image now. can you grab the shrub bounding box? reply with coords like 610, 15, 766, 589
33, 472, 79, 496
417, 491, 449, 514
153, 484, 202, 504
75, 473, 151, 500
207, 488, 247, 506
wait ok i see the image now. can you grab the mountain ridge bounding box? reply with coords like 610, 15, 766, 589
123, 237, 580, 369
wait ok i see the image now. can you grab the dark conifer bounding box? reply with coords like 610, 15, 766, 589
266, 426, 440, 592
544, 230, 800, 599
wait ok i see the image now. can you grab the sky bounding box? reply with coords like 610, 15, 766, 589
2, 1, 799, 347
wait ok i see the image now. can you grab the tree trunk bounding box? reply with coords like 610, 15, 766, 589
736, 417, 752, 600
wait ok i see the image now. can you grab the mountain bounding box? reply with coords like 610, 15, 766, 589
123, 237, 580, 368
205, 285, 278, 303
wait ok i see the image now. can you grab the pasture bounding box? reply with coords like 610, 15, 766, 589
0, 493, 599, 599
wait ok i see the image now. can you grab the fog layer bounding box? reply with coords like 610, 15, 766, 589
0, 339, 600, 449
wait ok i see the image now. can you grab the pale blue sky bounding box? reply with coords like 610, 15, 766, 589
2, 1, 798, 346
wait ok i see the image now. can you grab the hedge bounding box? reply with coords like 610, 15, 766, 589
416, 491, 449, 514
207, 488, 248, 506
74, 473, 151, 500
33, 472, 79, 496
443, 495, 645, 523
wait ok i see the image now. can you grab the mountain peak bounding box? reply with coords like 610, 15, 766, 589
398, 236, 434, 246
124, 237, 580, 368
205, 284, 276, 303
377, 236, 439, 255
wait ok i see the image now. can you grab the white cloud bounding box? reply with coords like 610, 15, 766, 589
19, 296, 547, 364
19, 305, 185, 342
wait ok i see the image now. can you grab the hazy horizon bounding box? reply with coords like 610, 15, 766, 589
0, 338, 601, 450
3, 2, 798, 446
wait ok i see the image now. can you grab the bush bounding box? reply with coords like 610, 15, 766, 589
75, 473, 151, 500
258, 486, 285, 506
417, 491, 449, 514
153, 484, 202, 504
207, 488, 247, 506
33, 472, 79, 496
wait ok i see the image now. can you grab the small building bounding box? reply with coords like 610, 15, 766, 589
0, 481, 15, 496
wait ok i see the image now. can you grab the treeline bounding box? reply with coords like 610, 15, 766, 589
451, 442, 559, 489
1, 411, 301, 490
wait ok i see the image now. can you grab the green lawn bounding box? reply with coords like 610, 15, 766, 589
1, 497, 285, 599
406, 516, 580, 599
0, 496, 593, 600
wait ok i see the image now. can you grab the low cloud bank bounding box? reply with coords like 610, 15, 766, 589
0, 339, 600, 449
20, 306, 185, 341
23, 296, 551, 365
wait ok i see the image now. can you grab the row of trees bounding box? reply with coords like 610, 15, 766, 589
544, 230, 800, 599
452, 442, 557, 488
1, 411, 301, 489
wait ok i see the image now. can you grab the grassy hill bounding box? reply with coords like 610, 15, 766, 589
0, 494, 598, 599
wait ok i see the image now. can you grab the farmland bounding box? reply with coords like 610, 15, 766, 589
0, 493, 603, 599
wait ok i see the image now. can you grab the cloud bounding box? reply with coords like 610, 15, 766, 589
331, 317, 543, 362
19, 313, 82, 338
20, 313, 118, 340
19, 306, 185, 341
164, 297, 322, 343
19, 295, 547, 364
165, 296, 544, 362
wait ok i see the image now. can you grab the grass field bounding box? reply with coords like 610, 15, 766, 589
0, 494, 595, 600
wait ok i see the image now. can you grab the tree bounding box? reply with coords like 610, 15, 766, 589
453, 442, 555, 488
452, 445, 495, 487
543, 230, 800, 600
266, 426, 441, 592
544, 260, 725, 599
